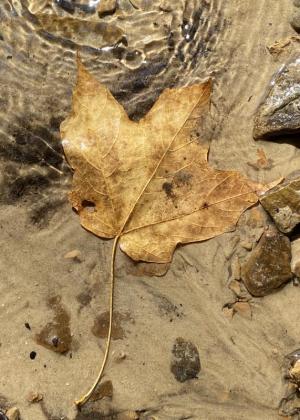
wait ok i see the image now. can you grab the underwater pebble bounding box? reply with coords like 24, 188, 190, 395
253, 56, 300, 138
290, 360, 300, 382
5, 407, 19, 420
241, 227, 292, 296
291, 238, 300, 277
222, 306, 234, 320
260, 171, 300, 233
233, 301, 252, 319
228, 280, 242, 296
291, 9, 300, 31
170, 337, 200, 383
97, 0, 116, 16
63, 249, 81, 260
27, 392, 43, 403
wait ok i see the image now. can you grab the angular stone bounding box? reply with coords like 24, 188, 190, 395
291, 238, 300, 277
260, 171, 300, 233
97, 0, 116, 16
170, 337, 200, 383
253, 56, 300, 139
5, 408, 19, 420
241, 228, 292, 297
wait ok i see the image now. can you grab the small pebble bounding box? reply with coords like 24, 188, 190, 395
64, 250, 81, 260
29, 351, 37, 360
222, 306, 234, 320
24, 322, 31, 331
6, 407, 19, 420
228, 280, 242, 296
27, 392, 43, 403
233, 301, 252, 319
240, 240, 253, 251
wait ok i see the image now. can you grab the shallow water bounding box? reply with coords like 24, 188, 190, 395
1, 1, 300, 419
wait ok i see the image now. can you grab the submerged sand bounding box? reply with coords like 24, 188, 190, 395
1, 0, 300, 419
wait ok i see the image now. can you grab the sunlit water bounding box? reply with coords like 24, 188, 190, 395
0, 0, 225, 224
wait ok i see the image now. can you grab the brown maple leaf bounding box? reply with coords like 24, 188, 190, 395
60, 59, 262, 406
61, 60, 259, 264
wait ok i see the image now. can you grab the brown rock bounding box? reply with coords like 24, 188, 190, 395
27, 392, 43, 403
291, 238, 300, 277
233, 301, 252, 319
260, 172, 300, 233
241, 228, 292, 296
63, 249, 81, 260
228, 280, 242, 296
5, 408, 19, 420
222, 306, 234, 320
253, 56, 300, 139
97, 0, 116, 16
290, 360, 300, 382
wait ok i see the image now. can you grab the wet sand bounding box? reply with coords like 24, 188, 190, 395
0, 0, 300, 419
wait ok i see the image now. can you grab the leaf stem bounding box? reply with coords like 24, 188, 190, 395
75, 235, 119, 408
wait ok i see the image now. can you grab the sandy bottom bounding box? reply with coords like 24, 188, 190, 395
1, 0, 300, 419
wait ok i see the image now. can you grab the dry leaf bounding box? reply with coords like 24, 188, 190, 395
61, 60, 260, 264
60, 59, 264, 407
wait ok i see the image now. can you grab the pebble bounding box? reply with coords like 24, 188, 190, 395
27, 392, 43, 403
97, 0, 116, 16
222, 306, 234, 320
5, 408, 19, 420
253, 56, 300, 139
260, 171, 300, 233
63, 249, 81, 260
292, 7, 300, 31
228, 280, 242, 296
241, 227, 292, 296
291, 238, 300, 277
290, 360, 300, 382
233, 301, 252, 319
170, 337, 200, 383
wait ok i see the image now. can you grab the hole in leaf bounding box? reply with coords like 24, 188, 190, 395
81, 200, 96, 213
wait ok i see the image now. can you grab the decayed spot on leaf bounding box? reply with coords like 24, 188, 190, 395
61, 60, 260, 263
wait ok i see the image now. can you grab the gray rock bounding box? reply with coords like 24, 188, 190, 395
171, 337, 200, 382
253, 56, 300, 139
241, 228, 292, 296
259, 171, 300, 233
